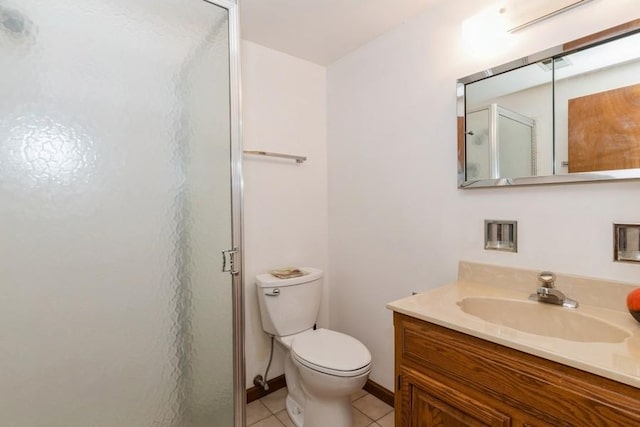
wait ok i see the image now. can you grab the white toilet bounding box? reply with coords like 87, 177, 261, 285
256, 268, 371, 427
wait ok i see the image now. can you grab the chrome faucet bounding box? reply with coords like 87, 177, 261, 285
528, 271, 579, 308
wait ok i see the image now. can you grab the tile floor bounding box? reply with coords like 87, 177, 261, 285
247, 387, 394, 427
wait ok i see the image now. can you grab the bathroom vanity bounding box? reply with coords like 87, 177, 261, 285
388, 262, 640, 426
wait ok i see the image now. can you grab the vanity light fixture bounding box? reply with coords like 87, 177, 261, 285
614, 223, 640, 263
503, 0, 594, 33
484, 220, 518, 252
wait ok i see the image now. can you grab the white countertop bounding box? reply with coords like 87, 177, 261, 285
386, 262, 640, 389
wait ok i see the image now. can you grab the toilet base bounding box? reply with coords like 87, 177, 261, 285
285, 395, 304, 427
301, 394, 353, 427
284, 387, 354, 427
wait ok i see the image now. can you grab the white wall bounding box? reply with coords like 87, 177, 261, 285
241, 41, 329, 388
327, 0, 640, 391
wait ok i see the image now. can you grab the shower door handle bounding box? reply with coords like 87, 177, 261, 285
222, 249, 239, 275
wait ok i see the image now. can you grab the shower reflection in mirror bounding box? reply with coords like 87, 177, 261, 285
465, 104, 536, 180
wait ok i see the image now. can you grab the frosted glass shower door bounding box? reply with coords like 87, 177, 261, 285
0, 1, 239, 426
498, 114, 535, 178
465, 109, 491, 180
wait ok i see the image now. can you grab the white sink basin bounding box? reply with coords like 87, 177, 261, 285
457, 297, 630, 343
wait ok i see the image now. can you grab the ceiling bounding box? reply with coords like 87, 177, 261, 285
239, 0, 439, 66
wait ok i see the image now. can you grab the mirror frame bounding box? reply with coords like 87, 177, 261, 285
457, 19, 640, 188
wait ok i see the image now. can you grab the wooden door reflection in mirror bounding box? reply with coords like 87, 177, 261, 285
568, 83, 640, 173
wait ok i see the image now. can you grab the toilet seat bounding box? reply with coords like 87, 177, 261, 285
291, 328, 371, 377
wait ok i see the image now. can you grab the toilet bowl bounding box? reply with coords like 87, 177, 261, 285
280, 328, 371, 427
256, 268, 372, 427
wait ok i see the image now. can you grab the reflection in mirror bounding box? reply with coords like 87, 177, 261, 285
465, 63, 552, 179
458, 19, 640, 188
554, 32, 640, 174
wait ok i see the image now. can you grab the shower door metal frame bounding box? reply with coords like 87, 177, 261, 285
203, 1, 245, 426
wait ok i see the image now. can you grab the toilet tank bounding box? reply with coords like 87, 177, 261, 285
256, 268, 323, 337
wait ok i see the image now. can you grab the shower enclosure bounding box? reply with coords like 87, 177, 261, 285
465, 104, 536, 180
0, 0, 244, 426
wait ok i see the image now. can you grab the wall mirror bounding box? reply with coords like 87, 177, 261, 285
458, 19, 640, 188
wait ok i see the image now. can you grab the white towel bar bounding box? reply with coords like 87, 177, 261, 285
243, 150, 306, 164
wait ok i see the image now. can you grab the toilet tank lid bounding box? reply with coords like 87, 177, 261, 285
256, 267, 323, 288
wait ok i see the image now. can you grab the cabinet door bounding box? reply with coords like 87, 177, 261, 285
402, 370, 510, 427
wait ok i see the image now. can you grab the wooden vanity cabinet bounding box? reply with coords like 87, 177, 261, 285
394, 312, 640, 427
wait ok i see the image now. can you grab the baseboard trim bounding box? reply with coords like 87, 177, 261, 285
245, 375, 395, 408
363, 379, 395, 408
246, 374, 287, 403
